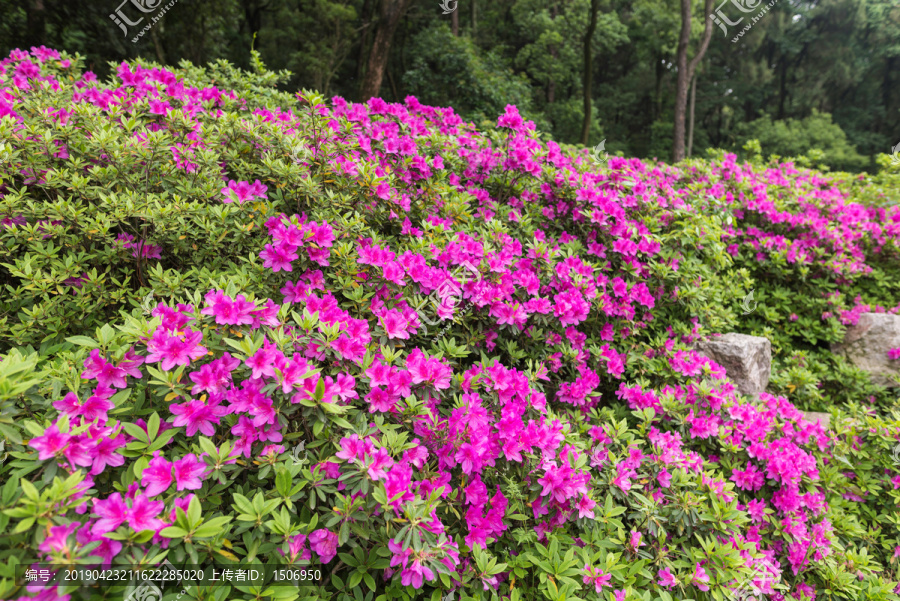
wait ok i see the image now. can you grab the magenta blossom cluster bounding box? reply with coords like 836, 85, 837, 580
7, 47, 900, 601
221, 179, 268, 204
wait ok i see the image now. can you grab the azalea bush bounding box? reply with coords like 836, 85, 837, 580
2, 47, 900, 601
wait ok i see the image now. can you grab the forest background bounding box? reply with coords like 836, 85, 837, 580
3, 0, 899, 171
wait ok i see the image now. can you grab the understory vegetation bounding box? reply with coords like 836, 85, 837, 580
1, 48, 900, 601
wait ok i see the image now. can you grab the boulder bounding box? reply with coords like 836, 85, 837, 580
695, 333, 771, 397
832, 313, 900, 388
800, 411, 831, 429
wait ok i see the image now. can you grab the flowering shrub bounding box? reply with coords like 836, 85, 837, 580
1, 47, 900, 601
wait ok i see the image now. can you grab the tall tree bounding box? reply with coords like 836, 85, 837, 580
356, 0, 376, 90
687, 66, 697, 156
241, 0, 268, 47
579, 0, 601, 145
25, 0, 47, 48
360, 0, 415, 99
672, 0, 713, 161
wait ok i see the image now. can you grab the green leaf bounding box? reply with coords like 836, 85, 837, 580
147, 427, 179, 452
347, 570, 363, 590
13, 517, 35, 533
197, 437, 218, 457
363, 573, 376, 592
122, 422, 150, 443
194, 518, 231, 538
187, 495, 202, 526
108, 388, 132, 407
65, 336, 98, 348
160, 526, 189, 538
20, 479, 39, 500
147, 412, 160, 440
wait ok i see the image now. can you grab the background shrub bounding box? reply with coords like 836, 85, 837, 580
1, 48, 900, 601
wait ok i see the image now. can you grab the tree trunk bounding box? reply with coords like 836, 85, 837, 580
672, 0, 692, 163
883, 56, 893, 131
387, 64, 400, 101
778, 56, 787, 119
548, 54, 556, 105
451, 6, 459, 35
655, 53, 664, 121
687, 68, 697, 157
548, 3, 558, 105
673, 0, 714, 162
579, 0, 600, 146
242, 0, 263, 49
25, 0, 46, 48
356, 0, 376, 94
360, 0, 413, 100
471, 0, 477, 34
150, 26, 167, 64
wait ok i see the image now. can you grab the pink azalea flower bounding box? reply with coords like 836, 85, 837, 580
657, 567, 678, 588
29, 425, 70, 461
400, 558, 434, 589
308, 529, 339, 563
692, 563, 710, 591
202, 290, 257, 326
282, 533, 311, 561
38, 523, 79, 555
145, 327, 207, 371
221, 179, 267, 204
365, 447, 394, 480
246, 342, 281, 379
170, 396, 228, 437
657, 468, 672, 488
629, 530, 644, 550
260, 242, 298, 272
141, 452, 173, 496
380, 309, 410, 339
576, 494, 596, 519
173, 453, 206, 490
127, 494, 165, 531
90, 434, 127, 475
93, 493, 129, 534
81, 349, 128, 389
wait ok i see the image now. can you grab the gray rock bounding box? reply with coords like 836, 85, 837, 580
695, 333, 771, 397
832, 313, 900, 388
800, 411, 830, 429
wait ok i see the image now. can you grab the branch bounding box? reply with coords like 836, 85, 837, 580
687, 0, 715, 82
